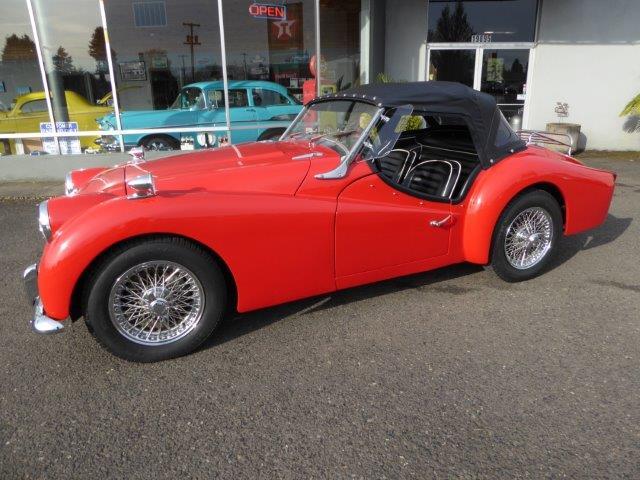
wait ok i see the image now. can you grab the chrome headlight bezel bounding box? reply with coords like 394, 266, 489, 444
38, 200, 52, 241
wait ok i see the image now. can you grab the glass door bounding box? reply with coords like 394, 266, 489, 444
428, 49, 476, 87
427, 47, 531, 127
480, 49, 529, 124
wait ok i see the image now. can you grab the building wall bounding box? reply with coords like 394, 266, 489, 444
383, 0, 426, 82
527, 0, 640, 150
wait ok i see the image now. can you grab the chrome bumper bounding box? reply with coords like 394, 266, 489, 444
23, 263, 65, 334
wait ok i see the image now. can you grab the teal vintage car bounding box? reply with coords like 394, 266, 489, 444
96, 80, 302, 151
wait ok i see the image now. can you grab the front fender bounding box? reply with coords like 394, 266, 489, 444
458, 148, 615, 265
38, 190, 336, 319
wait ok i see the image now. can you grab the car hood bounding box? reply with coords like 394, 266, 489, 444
122, 141, 334, 196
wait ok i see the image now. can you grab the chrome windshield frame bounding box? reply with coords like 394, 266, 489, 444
315, 106, 384, 179
279, 106, 307, 140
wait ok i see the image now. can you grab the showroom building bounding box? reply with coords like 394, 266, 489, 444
0, 0, 638, 155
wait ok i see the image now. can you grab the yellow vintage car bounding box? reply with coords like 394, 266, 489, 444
0, 91, 112, 154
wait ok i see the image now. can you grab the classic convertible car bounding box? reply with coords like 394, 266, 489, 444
23, 81, 615, 362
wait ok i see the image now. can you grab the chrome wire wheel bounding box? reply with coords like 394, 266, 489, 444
108, 260, 205, 345
504, 207, 554, 270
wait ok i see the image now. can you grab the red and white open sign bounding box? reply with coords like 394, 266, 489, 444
248, 3, 286, 20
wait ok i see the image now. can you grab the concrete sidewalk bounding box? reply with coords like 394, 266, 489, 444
0, 150, 175, 182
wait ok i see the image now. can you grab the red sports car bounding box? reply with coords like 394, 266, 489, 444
23, 82, 616, 362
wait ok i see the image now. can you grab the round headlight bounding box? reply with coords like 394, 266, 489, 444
38, 200, 52, 241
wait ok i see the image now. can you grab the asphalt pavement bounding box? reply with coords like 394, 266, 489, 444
0, 154, 638, 479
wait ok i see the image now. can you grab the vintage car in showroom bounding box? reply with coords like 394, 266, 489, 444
96, 80, 302, 151
23, 81, 616, 362
0, 90, 113, 153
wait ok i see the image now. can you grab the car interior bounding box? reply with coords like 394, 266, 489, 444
373, 112, 481, 202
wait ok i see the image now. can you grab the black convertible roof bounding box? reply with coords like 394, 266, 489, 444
310, 81, 526, 166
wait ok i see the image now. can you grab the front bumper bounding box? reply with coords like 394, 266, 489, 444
23, 263, 65, 334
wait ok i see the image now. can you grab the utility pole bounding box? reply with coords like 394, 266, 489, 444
242, 53, 248, 79
183, 22, 201, 82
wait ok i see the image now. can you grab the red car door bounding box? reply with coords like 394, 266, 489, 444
335, 173, 451, 278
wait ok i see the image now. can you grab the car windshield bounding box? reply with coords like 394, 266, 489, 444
281, 100, 381, 155
169, 87, 204, 110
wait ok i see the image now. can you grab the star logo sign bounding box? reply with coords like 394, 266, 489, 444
272, 18, 296, 40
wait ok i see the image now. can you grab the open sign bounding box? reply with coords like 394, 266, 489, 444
248, 3, 286, 19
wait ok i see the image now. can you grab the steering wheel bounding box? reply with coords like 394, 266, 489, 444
315, 136, 350, 155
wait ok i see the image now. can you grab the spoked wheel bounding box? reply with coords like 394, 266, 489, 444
109, 261, 205, 346
491, 190, 562, 282
503, 207, 554, 270
85, 238, 226, 362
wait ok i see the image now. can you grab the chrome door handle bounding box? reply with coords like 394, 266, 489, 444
429, 215, 452, 228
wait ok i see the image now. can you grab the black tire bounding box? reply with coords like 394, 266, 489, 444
141, 135, 178, 151
490, 190, 562, 282
257, 128, 285, 141
84, 237, 227, 362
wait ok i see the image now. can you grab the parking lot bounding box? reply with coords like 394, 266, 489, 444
0, 154, 638, 479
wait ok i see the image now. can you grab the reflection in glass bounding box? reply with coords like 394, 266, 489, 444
481, 49, 529, 123
319, 0, 361, 94
429, 50, 475, 87
101, 0, 224, 150
223, 1, 316, 101
428, 0, 538, 43
31, 0, 113, 152
0, 0, 47, 154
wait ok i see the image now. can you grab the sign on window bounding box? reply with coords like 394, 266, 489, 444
40, 122, 81, 155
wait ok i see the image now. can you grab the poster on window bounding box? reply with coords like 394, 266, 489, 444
486, 58, 504, 83
268, 2, 303, 53
40, 122, 81, 155
119, 61, 147, 81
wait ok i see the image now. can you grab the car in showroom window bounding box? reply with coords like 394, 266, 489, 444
96, 80, 302, 151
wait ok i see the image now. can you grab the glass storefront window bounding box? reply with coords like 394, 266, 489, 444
219, 1, 314, 143
319, 0, 361, 94
0, 0, 47, 154
101, 0, 226, 151
480, 49, 529, 123
31, 0, 113, 153
0, 0, 366, 154
428, 0, 538, 43
428, 49, 475, 87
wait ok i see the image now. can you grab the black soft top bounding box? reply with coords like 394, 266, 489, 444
309, 81, 526, 167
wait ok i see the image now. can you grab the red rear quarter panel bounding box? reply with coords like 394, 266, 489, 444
459, 147, 615, 264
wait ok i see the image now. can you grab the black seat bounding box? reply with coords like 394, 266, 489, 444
402, 159, 462, 198
376, 148, 418, 183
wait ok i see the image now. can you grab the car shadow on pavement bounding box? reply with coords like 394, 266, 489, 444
199, 263, 484, 351
199, 213, 631, 352
550, 213, 632, 269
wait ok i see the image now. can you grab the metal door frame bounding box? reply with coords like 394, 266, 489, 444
426, 43, 534, 127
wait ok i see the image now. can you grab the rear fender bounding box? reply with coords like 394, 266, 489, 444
458, 148, 615, 265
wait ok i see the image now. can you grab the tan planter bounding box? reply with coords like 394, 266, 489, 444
546, 122, 581, 154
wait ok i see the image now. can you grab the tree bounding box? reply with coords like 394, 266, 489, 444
88, 26, 115, 65
1, 33, 37, 62
621, 93, 640, 117
428, 3, 476, 86
429, 2, 475, 43
52, 46, 75, 73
